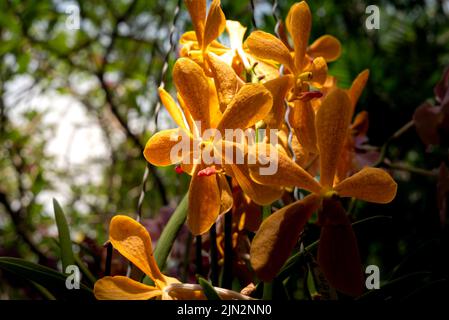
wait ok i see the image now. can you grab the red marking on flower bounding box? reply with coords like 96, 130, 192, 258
197, 166, 217, 177
298, 91, 323, 102
175, 165, 184, 174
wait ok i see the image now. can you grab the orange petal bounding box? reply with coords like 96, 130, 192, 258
158, 88, 187, 131
217, 174, 233, 214
263, 75, 294, 129
242, 199, 262, 232
290, 132, 312, 169
286, 1, 312, 71
207, 76, 223, 129
228, 163, 283, 206
289, 100, 318, 154
181, 161, 195, 176
207, 53, 242, 112
334, 167, 397, 203
348, 69, 370, 114
216, 83, 273, 131
318, 197, 364, 296
316, 88, 352, 188
179, 30, 200, 48
188, 164, 221, 235
143, 128, 189, 167
177, 93, 195, 134
249, 144, 322, 194
94, 276, 161, 300
203, 0, 226, 49
250, 194, 321, 281
226, 20, 247, 50
109, 215, 166, 286
351, 111, 369, 136
308, 35, 341, 62
245, 30, 295, 72
335, 140, 354, 184
173, 58, 211, 130
184, 0, 206, 48
309, 57, 328, 87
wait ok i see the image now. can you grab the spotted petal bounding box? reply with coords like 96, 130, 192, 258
316, 88, 352, 188
250, 194, 321, 281
308, 35, 341, 62
94, 276, 161, 300
286, 1, 312, 71
246, 30, 295, 72
188, 164, 221, 235
334, 167, 397, 204
109, 215, 169, 287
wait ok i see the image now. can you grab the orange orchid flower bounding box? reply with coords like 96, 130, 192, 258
94, 215, 252, 300
144, 57, 281, 235
245, 1, 336, 97
94, 215, 180, 300
245, 1, 340, 155
335, 69, 372, 183
248, 88, 397, 296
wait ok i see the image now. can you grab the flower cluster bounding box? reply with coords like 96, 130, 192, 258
95, 0, 398, 299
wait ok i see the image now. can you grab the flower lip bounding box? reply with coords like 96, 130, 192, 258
197, 165, 218, 177
298, 90, 323, 102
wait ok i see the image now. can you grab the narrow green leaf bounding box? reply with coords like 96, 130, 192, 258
0, 257, 93, 299
197, 275, 221, 300
357, 272, 432, 301
154, 193, 189, 269
53, 199, 75, 272
74, 253, 97, 287
306, 265, 319, 300
31, 281, 56, 300
262, 282, 273, 300
143, 193, 188, 285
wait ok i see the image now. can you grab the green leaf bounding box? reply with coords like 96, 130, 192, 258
154, 193, 189, 269
262, 205, 271, 220
53, 198, 75, 272
0, 257, 93, 299
357, 272, 432, 301
31, 281, 56, 300
143, 193, 188, 285
74, 253, 96, 287
197, 275, 221, 300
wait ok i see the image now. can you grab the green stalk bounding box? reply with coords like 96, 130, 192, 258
74, 253, 96, 287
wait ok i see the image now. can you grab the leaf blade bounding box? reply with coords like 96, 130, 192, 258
0, 257, 93, 299
197, 276, 221, 300
53, 199, 75, 272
